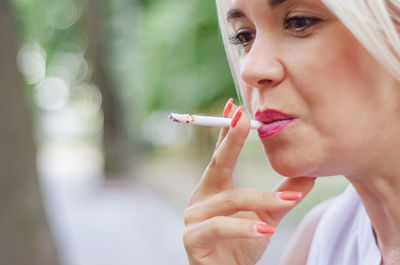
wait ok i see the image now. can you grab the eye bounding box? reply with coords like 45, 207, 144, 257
228, 31, 254, 48
284, 16, 321, 33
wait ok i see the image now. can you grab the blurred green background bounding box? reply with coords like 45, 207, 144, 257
1, 0, 348, 264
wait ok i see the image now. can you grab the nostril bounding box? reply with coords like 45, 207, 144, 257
258, 79, 273, 85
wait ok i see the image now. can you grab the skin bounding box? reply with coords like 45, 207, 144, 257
183, 0, 400, 264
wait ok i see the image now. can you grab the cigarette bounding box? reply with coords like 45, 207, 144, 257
169, 113, 262, 129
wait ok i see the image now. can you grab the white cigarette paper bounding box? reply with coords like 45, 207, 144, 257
169, 113, 262, 129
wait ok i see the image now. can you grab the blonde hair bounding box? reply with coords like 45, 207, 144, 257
216, 0, 400, 99
215, 0, 243, 103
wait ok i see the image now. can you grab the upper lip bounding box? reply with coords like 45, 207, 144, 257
255, 109, 295, 124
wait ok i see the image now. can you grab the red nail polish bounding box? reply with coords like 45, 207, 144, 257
223, 98, 234, 118
276, 191, 303, 201
254, 223, 275, 234
231, 106, 243, 128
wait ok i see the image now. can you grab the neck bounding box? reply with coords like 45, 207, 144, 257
347, 157, 400, 264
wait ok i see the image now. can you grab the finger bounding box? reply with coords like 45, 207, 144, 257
266, 177, 316, 223
183, 216, 274, 249
215, 99, 236, 150
194, 107, 251, 199
274, 177, 316, 194
184, 188, 300, 225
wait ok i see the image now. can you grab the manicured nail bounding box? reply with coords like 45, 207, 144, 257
231, 106, 243, 128
254, 223, 275, 235
223, 98, 234, 118
276, 191, 303, 201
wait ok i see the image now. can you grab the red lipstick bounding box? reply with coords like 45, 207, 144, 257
255, 109, 295, 138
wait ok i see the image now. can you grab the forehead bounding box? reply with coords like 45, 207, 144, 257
227, 0, 323, 9
225, 0, 324, 20
229, 0, 288, 9
225, 0, 287, 22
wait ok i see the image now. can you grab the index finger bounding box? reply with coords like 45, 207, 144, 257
190, 107, 251, 202
215, 103, 237, 150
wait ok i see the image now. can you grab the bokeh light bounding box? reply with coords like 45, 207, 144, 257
46, 0, 79, 30
49, 52, 90, 85
73, 83, 102, 117
35, 76, 70, 111
17, 42, 46, 85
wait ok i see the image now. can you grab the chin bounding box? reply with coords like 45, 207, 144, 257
261, 134, 343, 178
265, 149, 321, 178
269, 159, 315, 177
267, 152, 345, 178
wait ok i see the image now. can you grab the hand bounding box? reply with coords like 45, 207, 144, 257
183, 101, 316, 265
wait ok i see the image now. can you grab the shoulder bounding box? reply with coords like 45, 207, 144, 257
279, 198, 335, 265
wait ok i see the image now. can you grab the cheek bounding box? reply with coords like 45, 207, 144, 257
240, 25, 400, 177
273, 28, 399, 176
287, 26, 388, 131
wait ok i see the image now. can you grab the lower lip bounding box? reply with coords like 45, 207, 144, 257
257, 120, 294, 138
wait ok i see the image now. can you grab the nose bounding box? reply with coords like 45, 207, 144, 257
240, 37, 285, 89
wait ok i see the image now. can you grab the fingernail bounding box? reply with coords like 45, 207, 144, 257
276, 191, 303, 201
223, 98, 234, 118
254, 223, 275, 235
231, 106, 243, 128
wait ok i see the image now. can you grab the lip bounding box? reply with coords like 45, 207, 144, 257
255, 109, 295, 138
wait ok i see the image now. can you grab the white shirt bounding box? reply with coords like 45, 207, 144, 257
306, 185, 382, 265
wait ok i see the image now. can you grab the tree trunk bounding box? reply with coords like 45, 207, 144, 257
83, 0, 133, 179
0, 0, 60, 264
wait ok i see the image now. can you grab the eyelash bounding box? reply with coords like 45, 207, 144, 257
228, 31, 253, 47
284, 16, 321, 32
229, 16, 321, 48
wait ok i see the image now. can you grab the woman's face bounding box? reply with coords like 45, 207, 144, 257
227, 0, 400, 177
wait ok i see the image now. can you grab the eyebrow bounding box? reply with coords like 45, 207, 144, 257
227, 0, 289, 21
268, 0, 288, 8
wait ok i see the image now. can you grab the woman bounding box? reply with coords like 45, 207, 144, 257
183, 0, 400, 264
